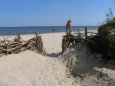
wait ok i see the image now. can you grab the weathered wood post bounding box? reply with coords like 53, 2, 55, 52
35, 32, 40, 53
14, 34, 21, 43
77, 29, 80, 38
77, 29, 79, 34
77, 29, 81, 42
5, 42, 8, 55
85, 27, 87, 39
35, 32, 45, 55
3, 37, 8, 55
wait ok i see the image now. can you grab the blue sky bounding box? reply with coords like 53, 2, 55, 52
0, 0, 115, 27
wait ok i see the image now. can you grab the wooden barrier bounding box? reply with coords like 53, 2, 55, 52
0, 33, 46, 57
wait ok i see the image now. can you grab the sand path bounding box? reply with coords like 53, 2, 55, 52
0, 31, 98, 86
0, 50, 78, 86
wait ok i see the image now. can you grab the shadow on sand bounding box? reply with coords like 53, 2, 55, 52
47, 52, 62, 57
61, 43, 115, 86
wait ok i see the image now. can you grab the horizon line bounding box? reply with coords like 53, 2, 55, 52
0, 25, 99, 28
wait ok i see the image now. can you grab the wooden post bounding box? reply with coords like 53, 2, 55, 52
35, 32, 39, 53
77, 29, 79, 34
4, 40, 9, 55
77, 29, 80, 38
3, 37, 8, 55
35, 32, 44, 54
85, 27, 87, 39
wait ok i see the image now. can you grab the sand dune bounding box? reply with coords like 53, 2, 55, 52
1, 30, 115, 86
0, 50, 77, 86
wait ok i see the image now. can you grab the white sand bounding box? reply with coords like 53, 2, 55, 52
0, 50, 77, 86
0, 29, 97, 55
1, 30, 115, 86
61, 42, 115, 86
0, 32, 78, 86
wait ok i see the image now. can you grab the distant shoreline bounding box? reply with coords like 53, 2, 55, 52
0, 26, 99, 28
0, 26, 98, 36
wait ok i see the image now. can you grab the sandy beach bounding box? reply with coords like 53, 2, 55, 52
0, 30, 115, 86
1, 0, 115, 85
0, 31, 77, 86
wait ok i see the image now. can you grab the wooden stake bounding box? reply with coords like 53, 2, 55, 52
85, 27, 87, 39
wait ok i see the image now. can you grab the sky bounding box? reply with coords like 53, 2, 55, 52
0, 0, 115, 27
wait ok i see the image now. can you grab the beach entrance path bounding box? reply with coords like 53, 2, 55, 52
42, 32, 65, 57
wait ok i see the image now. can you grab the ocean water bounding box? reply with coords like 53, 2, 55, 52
0, 26, 98, 36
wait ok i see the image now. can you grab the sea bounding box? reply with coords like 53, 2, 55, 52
0, 26, 98, 36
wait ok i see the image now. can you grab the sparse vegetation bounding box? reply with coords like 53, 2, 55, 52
87, 10, 115, 61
